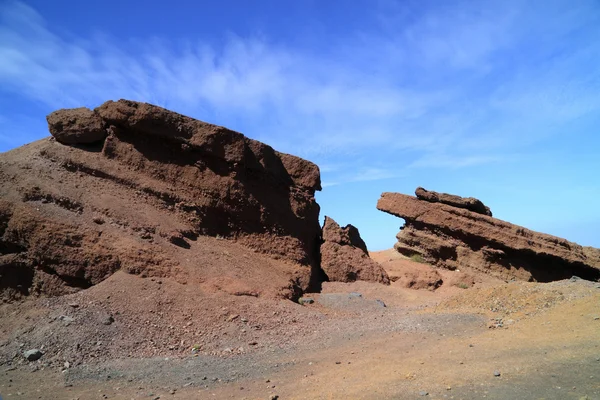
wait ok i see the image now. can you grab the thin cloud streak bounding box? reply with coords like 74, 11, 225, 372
0, 0, 599, 179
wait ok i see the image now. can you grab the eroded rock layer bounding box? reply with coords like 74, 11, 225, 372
415, 187, 492, 216
320, 216, 390, 284
0, 100, 324, 300
377, 191, 600, 282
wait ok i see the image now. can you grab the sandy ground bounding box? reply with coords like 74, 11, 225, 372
1, 252, 599, 400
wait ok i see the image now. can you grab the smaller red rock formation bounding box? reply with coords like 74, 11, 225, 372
377, 189, 600, 282
320, 216, 390, 284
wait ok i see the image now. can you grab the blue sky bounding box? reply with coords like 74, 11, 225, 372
1, 0, 599, 250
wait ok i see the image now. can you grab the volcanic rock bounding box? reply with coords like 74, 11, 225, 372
47, 107, 107, 144
320, 216, 389, 284
415, 187, 492, 216
377, 190, 600, 282
0, 99, 324, 300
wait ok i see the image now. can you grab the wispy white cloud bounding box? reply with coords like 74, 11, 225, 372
0, 0, 599, 182
408, 154, 504, 169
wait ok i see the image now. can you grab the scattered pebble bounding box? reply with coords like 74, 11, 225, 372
419, 390, 429, 396
494, 370, 501, 377
102, 315, 115, 325
299, 297, 314, 305
24, 349, 43, 361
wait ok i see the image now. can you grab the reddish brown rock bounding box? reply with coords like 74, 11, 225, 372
415, 187, 492, 216
377, 190, 600, 282
46, 107, 107, 144
320, 216, 389, 284
1, 99, 324, 301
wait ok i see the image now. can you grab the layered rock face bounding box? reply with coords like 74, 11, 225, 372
0, 100, 324, 300
320, 217, 390, 284
377, 189, 600, 282
415, 187, 492, 216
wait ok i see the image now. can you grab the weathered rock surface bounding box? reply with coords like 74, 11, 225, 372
320, 216, 390, 284
1, 99, 324, 300
377, 190, 600, 282
415, 187, 492, 216
47, 107, 107, 144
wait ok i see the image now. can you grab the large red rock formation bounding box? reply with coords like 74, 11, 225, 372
320, 216, 390, 284
377, 190, 600, 282
0, 100, 324, 300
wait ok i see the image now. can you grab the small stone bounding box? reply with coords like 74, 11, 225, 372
269, 395, 279, 400
494, 370, 501, 377
375, 299, 386, 308
68, 303, 79, 308
419, 390, 429, 396
169, 389, 176, 395
59, 315, 75, 326
299, 297, 314, 305
102, 315, 115, 325
24, 349, 43, 361
335, 361, 341, 365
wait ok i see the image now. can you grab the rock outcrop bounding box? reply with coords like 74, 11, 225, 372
320, 216, 390, 284
47, 107, 107, 144
415, 187, 492, 216
1, 99, 325, 300
377, 190, 600, 282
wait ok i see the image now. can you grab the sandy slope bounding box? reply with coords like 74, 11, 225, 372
1, 255, 599, 399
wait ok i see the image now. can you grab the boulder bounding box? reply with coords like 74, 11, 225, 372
46, 107, 106, 144
377, 190, 600, 282
320, 216, 389, 284
415, 187, 492, 216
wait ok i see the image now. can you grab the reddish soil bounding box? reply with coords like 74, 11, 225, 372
1, 261, 599, 399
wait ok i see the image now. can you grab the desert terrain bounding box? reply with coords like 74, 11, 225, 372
0, 100, 598, 399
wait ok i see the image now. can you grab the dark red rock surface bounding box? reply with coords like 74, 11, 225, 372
377, 190, 600, 282
320, 216, 389, 284
1, 100, 324, 300
415, 187, 492, 216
